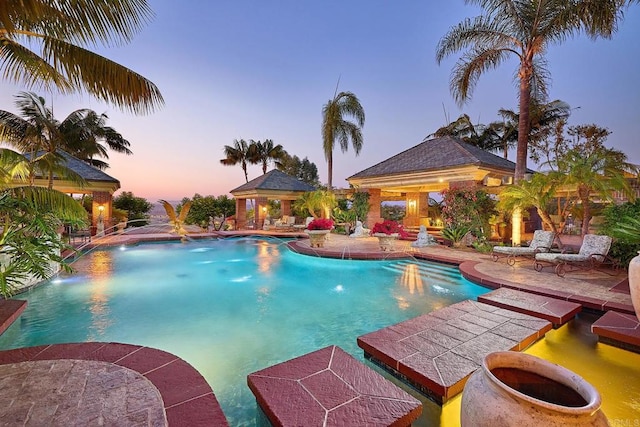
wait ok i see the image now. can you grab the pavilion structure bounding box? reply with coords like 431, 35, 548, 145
347, 136, 529, 232
230, 169, 315, 229
8, 151, 120, 233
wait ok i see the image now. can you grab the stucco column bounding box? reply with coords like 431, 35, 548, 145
366, 188, 383, 227
92, 191, 112, 234
256, 197, 268, 228
281, 200, 292, 216
404, 192, 420, 227
236, 198, 247, 229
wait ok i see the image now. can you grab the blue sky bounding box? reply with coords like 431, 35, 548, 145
2, 1, 639, 200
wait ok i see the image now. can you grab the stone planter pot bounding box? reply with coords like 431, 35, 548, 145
629, 251, 640, 321
306, 229, 330, 248
461, 351, 608, 427
373, 233, 398, 251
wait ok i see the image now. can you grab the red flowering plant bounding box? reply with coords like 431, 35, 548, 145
306, 218, 334, 230
440, 186, 496, 237
371, 219, 408, 238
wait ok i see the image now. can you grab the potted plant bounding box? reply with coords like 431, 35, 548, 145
371, 219, 407, 251
305, 218, 334, 248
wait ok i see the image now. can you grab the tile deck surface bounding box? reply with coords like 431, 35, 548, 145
357, 300, 552, 404
478, 287, 582, 327
248, 345, 422, 427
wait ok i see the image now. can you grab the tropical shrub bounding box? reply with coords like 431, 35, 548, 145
442, 225, 471, 247
601, 200, 640, 265
372, 219, 408, 238
441, 187, 496, 237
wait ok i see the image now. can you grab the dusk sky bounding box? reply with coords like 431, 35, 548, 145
2, 1, 639, 201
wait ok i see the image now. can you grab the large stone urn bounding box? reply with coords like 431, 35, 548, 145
306, 229, 330, 248
373, 233, 398, 251
629, 251, 640, 320
461, 351, 608, 427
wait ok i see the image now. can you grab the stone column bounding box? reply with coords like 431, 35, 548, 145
236, 198, 247, 229
366, 188, 383, 227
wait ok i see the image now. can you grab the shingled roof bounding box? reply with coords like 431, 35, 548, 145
25, 151, 120, 184
230, 169, 315, 193
348, 136, 527, 179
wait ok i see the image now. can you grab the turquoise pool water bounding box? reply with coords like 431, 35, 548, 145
0, 237, 487, 426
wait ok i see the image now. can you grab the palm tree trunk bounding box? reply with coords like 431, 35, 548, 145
515, 63, 532, 183
327, 152, 333, 189
579, 187, 591, 236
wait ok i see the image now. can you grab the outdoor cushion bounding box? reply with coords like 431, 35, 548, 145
492, 230, 555, 265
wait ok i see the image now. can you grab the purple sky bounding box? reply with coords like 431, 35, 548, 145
2, 1, 639, 201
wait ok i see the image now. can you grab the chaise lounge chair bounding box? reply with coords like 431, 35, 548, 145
492, 230, 555, 266
534, 234, 617, 277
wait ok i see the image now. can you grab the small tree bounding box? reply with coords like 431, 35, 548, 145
113, 191, 152, 227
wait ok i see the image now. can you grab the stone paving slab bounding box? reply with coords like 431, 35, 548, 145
0, 359, 167, 426
592, 311, 640, 354
478, 287, 582, 328
247, 345, 422, 427
357, 300, 552, 404
0, 343, 229, 427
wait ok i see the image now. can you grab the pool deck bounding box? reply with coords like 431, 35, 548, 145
0, 230, 635, 426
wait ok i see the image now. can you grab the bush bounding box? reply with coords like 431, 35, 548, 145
601, 200, 640, 265
113, 191, 151, 227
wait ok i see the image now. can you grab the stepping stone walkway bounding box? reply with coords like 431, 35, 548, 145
478, 287, 581, 328
357, 300, 552, 404
248, 345, 422, 427
592, 311, 640, 354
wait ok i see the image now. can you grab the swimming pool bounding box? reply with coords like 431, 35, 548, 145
0, 237, 486, 426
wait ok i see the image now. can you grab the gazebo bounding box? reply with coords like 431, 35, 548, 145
230, 169, 315, 229
347, 136, 530, 231
9, 151, 121, 232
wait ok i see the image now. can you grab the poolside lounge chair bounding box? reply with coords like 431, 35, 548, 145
492, 230, 555, 266
293, 217, 314, 230
534, 234, 617, 277
275, 215, 296, 230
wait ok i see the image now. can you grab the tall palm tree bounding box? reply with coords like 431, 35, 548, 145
220, 139, 252, 182
436, 0, 629, 183
322, 91, 365, 189
0, 0, 163, 114
249, 139, 285, 174
0, 92, 127, 187
0, 92, 79, 188
61, 110, 132, 170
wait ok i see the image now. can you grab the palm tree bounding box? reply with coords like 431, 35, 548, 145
0, 92, 129, 186
249, 139, 285, 174
0, 0, 163, 114
0, 92, 81, 188
436, 0, 629, 183
555, 147, 635, 235
220, 139, 253, 182
498, 173, 562, 236
61, 110, 132, 170
322, 91, 365, 188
